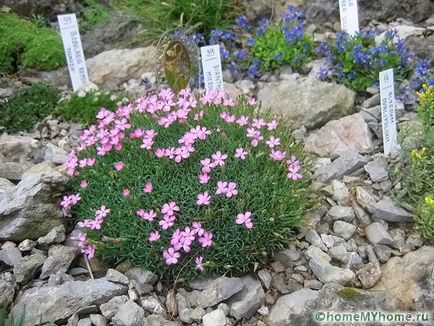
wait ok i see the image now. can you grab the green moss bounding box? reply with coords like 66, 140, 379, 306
338, 287, 360, 300
79, 0, 111, 31
0, 83, 59, 133
0, 13, 65, 74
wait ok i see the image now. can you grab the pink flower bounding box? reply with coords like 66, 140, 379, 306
140, 138, 154, 150
137, 209, 157, 221
199, 173, 210, 184
212, 151, 228, 167
287, 163, 302, 180
235, 148, 248, 160
216, 181, 228, 195
192, 222, 205, 237
200, 158, 213, 174
163, 247, 181, 265
225, 182, 238, 198
246, 128, 257, 138
199, 231, 213, 248
84, 243, 96, 259
269, 149, 287, 161
161, 202, 180, 216
236, 116, 249, 126
122, 188, 130, 197
252, 118, 266, 129
286, 155, 301, 170
159, 214, 176, 229
196, 191, 211, 206
195, 256, 205, 272
247, 97, 257, 105
144, 129, 157, 139
130, 128, 145, 139
114, 162, 124, 171
266, 136, 281, 148
80, 180, 88, 188
287, 170, 302, 180
95, 205, 110, 219
182, 227, 195, 243
251, 139, 259, 147
86, 158, 96, 167
236, 212, 253, 229
148, 231, 160, 242
155, 148, 165, 158
267, 120, 278, 130
143, 182, 153, 193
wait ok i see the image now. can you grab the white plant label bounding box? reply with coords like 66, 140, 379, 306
200, 45, 224, 91
58, 14, 89, 91
379, 69, 399, 156
339, 0, 359, 36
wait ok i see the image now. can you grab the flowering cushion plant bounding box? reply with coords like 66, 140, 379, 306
198, 5, 314, 80
62, 88, 309, 280
317, 30, 415, 92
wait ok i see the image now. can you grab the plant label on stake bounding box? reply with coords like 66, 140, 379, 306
58, 14, 89, 91
200, 45, 224, 91
339, 0, 359, 36
379, 69, 399, 156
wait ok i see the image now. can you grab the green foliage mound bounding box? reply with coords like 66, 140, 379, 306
55, 90, 129, 126
0, 83, 59, 133
398, 84, 434, 238
318, 30, 414, 92
114, 0, 242, 40
63, 89, 309, 280
0, 13, 65, 74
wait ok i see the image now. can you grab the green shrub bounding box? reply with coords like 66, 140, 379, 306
113, 0, 242, 40
318, 30, 414, 92
54, 90, 129, 126
398, 84, 434, 238
0, 13, 65, 74
0, 83, 59, 133
62, 89, 309, 281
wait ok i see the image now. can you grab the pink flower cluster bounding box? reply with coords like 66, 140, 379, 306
76, 232, 96, 259
64, 105, 134, 176
60, 193, 81, 216
77, 205, 110, 230
199, 89, 236, 107
163, 222, 213, 266
78, 157, 95, 168
154, 126, 212, 163
135, 88, 197, 128
216, 181, 238, 198
136, 201, 180, 230
140, 129, 158, 150
246, 127, 264, 147
198, 151, 228, 184
286, 155, 302, 180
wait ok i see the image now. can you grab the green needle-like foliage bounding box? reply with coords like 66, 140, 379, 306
0, 83, 59, 133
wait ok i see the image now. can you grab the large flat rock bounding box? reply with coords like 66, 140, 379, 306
257, 75, 355, 130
